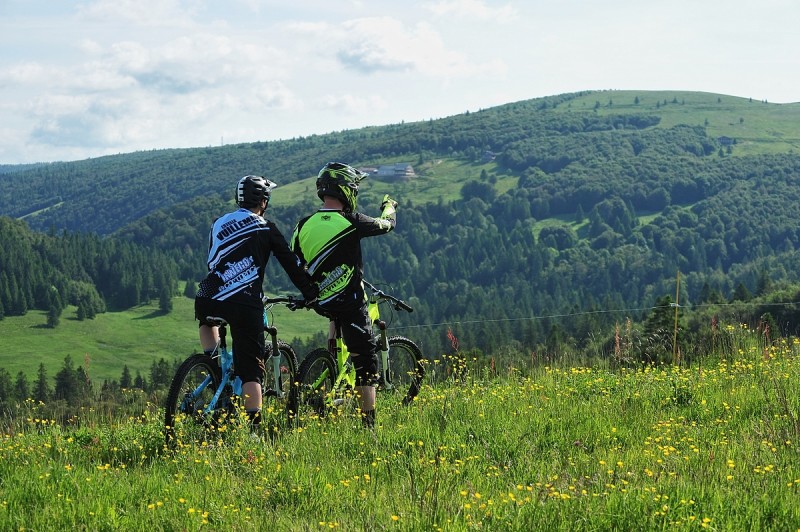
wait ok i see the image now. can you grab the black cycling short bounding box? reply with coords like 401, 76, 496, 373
336, 304, 379, 386
195, 297, 265, 385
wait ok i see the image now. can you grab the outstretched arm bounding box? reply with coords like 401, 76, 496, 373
351, 194, 397, 237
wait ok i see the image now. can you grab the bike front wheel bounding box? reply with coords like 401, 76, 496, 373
262, 340, 299, 428
164, 354, 222, 445
382, 336, 425, 405
296, 348, 338, 421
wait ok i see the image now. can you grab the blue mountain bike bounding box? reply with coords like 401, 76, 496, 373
164, 296, 303, 444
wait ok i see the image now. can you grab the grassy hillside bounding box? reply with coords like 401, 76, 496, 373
275, 158, 520, 208
557, 90, 800, 155
1, 292, 328, 385
3, 90, 799, 236
4, 89, 800, 381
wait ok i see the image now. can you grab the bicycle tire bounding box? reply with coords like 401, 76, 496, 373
296, 348, 338, 419
164, 353, 222, 444
384, 336, 425, 405
262, 340, 300, 427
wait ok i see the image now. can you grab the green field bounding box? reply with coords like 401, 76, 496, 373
558, 90, 800, 156
1, 324, 798, 530
0, 294, 328, 385
276, 158, 519, 211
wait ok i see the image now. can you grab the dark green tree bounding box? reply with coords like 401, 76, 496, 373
14, 371, 29, 402
183, 279, 196, 298
46, 285, 63, 328
134, 371, 147, 390
0, 367, 12, 405
643, 295, 680, 364
159, 286, 173, 314
33, 363, 51, 403
120, 365, 132, 389
731, 282, 752, 302
698, 282, 726, 304
75, 366, 93, 401
755, 270, 773, 296
54, 355, 79, 405
149, 358, 172, 391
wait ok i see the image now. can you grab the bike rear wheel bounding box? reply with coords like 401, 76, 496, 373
296, 348, 338, 420
383, 336, 425, 405
262, 340, 299, 428
164, 354, 222, 445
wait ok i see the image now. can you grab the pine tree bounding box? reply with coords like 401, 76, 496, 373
183, 279, 196, 298
134, 371, 146, 390
575, 204, 585, 224
14, 371, 29, 402
33, 363, 51, 403
731, 282, 752, 302
54, 355, 79, 405
159, 286, 173, 314
120, 365, 132, 389
0, 368, 12, 404
75, 366, 93, 401
755, 270, 773, 296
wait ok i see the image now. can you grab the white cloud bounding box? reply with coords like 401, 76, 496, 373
1, 0, 798, 164
317, 93, 387, 115
425, 0, 517, 23
319, 17, 503, 79
76, 0, 200, 29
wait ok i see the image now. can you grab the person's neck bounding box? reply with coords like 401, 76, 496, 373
322, 198, 344, 211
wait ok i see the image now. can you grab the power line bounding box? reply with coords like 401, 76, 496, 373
390, 299, 800, 332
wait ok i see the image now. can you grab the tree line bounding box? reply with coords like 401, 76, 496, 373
0, 217, 179, 323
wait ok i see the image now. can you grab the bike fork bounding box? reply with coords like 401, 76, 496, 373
266, 326, 284, 399
377, 321, 392, 389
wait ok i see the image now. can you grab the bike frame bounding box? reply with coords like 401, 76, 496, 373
180, 302, 290, 417
311, 282, 399, 393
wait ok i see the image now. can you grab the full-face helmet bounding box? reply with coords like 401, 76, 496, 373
315, 162, 367, 212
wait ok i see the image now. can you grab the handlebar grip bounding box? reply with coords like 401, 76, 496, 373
396, 300, 413, 312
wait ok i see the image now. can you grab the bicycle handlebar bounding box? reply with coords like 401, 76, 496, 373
262, 295, 312, 311
363, 280, 414, 313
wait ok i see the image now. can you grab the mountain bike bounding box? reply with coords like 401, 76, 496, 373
296, 281, 425, 420
164, 296, 304, 444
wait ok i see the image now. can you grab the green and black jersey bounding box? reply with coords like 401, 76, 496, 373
292, 205, 396, 309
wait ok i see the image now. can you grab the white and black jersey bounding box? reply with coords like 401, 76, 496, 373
197, 208, 315, 308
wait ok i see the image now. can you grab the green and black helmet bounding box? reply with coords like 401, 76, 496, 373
316, 162, 367, 212
237, 175, 276, 208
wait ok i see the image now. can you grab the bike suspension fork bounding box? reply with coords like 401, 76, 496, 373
266, 326, 283, 398
376, 320, 390, 387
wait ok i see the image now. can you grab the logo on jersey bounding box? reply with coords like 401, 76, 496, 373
318, 264, 354, 299
215, 256, 257, 287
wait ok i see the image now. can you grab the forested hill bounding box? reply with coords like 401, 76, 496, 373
3, 90, 800, 356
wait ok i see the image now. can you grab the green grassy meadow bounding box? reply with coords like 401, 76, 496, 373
276, 158, 518, 211
0, 294, 328, 385
1, 324, 798, 530
559, 90, 800, 156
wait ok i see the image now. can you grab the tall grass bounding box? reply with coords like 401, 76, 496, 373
1, 326, 798, 530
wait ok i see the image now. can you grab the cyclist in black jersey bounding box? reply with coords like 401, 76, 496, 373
195, 175, 317, 427
291, 162, 397, 428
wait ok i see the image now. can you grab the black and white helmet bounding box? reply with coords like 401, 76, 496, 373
236, 175, 277, 208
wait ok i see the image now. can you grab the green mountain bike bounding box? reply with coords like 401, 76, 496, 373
164, 296, 304, 444
296, 281, 425, 419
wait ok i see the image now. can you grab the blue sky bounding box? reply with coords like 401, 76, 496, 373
1, 0, 797, 164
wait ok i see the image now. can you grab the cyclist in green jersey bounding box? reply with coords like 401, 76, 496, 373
291, 162, 397, 428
